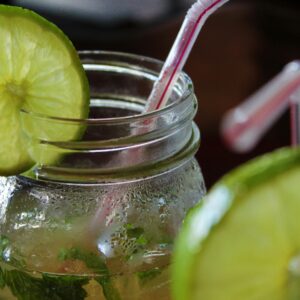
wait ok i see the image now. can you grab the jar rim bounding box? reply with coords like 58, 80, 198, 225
20, 50, 194, 125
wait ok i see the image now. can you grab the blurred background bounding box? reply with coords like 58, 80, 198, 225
4, 0, 300, 187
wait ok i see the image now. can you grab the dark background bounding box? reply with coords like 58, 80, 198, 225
4, 0, 300, 187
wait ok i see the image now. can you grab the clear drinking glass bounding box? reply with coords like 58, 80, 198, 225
0, 51, 205, 299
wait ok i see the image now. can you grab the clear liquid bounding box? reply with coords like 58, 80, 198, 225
0, 158, 205, 299
0, 263, 170, 300
0, 223, 171, 300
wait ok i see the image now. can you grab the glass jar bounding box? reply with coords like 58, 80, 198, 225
0, 51, 205, 300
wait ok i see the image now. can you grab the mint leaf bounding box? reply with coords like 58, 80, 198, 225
0, 235, 89, 300
58, 248, 107, 275
96, 276, 121, 300
137, 268, 162, 286
0, 266, 88, 300
0, 267, 5, 289
0, 235, 25, 269
126, 227, 144, 239
2, 268, 49, 300
43, 273, 89, 299
126, 226, 148, 246
136, 235, 147, 246
0, 235, 9, 253
59, 247, 121, 300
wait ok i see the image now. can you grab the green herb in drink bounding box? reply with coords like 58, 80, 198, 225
125, 225, 148, 246
2, 269, 89, 300
58, 247, 121, 300
137, 268, 162, 286
0, 236, 89, 300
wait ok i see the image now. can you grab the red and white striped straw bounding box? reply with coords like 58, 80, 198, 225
89, 0, 230, 239
290, 90, 300, 147
144, 0, 229, 113
221, 61, 300, 152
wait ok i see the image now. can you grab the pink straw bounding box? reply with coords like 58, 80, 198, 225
290, 90, 300, 147
145, 0, 229, 113
221, 60, 300, 152
89, 0, 230, 240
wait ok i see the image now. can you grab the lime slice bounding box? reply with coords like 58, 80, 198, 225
173, 147, 300, 300
0, 5, 89, 175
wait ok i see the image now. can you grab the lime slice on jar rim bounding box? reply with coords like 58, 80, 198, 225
0, 5, 89, 176
173, 147, 300, 300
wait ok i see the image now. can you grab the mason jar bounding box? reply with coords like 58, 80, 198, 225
0, 51, 205, 300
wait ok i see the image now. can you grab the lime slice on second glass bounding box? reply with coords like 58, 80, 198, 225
173, 147, 300, 300
0, 5, 89, 175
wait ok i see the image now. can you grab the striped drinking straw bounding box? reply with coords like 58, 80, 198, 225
90, 0, 230, 240
221, 60, 300, 152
